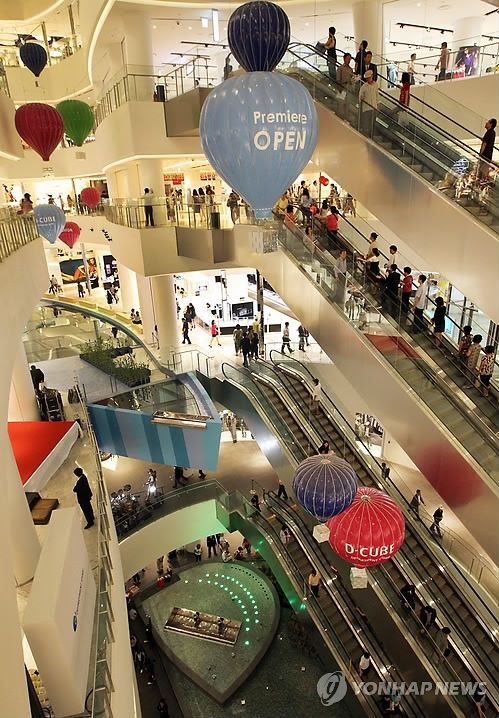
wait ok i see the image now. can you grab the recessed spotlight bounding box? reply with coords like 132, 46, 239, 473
153, 25, 157, 30
305, 22, 309, 27
188, 25, 192, 30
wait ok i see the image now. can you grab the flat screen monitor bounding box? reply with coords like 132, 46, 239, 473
231, 301, 254, 320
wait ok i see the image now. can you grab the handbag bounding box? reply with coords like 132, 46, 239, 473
315, 41, 326, 54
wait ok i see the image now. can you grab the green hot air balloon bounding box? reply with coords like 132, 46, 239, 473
56, 99, 94, 147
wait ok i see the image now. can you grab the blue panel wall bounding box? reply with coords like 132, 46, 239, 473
87, 376, 221, 471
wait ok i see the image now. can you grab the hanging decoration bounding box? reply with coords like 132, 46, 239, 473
80, 187, 101, 209
56, 100, 95, 147
15, 104, 64, 162
200, 72, 317, 212
199, 1, 317, 214
58, 221, 81, 249
292, 454, 357, 522
227, 1, 290, 72
327, 487, 405, 569
19, 42, 48, 77
33, 205, 66, 244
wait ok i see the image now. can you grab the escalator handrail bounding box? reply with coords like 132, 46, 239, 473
279, 218, 499, 454
287, 41, 493, 151
267, 349, 499, 626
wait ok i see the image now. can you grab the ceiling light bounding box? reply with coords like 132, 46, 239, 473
153, 25, 157, 30
188, 26, 192, 30
212, 9, 220, 42
201, 17, 209, 28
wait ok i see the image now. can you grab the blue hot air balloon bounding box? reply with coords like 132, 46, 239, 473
292, 454, 357, 522
200, 72, 318, 211
34, 205, 66, 244
20, 42, 48, 78
228, 1, 290, 72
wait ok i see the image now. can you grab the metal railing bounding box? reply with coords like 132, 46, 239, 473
0, 213, 38, 261
94, 57, 217, 128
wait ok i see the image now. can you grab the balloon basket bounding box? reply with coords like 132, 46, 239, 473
350, 567, 368, 589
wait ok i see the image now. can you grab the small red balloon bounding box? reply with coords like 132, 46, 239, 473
80, 187, 101, 209
15, 103, 64, 162
327, 487, 405, 568
59, 221, 81, 249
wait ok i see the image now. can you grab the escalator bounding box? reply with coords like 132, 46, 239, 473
221, 360, 499, 717
276, 45, 499, 322
274, 218, 499, 483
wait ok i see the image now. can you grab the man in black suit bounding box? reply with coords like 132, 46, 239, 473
73, 467, 94, 528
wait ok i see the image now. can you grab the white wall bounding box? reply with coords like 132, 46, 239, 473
0, 92, 23, 160
22, 509, 96, 717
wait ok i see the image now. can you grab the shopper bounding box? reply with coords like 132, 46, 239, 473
233, 324, 242, 355
358, 652, 371, 679
410, 489, 425, 518
308, 569, 321, 597
400, 267, 413, 320
280, 525, 291, 544
48, 274, 58, 294
281, 321, 294, 354
299, 188, 312, 222
181, 316, 191, 344
359, 69, 379, 137
408, 52, 417, 84
20, 192, 33, 213
73, 467, 94, 529
478, 118, 496, 178
241, 331, 251, 367
157, 698, 169, 716
399, 71, 411, 107
77, 279, 85, 298
251, 330, 259, 361
242, 537, 251, 555
458, 325, 473, 363
277, 478, 288, 500
206, 535, 217, 558
173, 466, 187, 488
325, 26, 337, 79
466, 334, 483, 374
354, 40, 368, 77
250, 492, 261, 512
310, 378, 322, 414
209, 319, 221, 347
430, 506, 444, 538
383, 264, 401, 316
435, 41, 450, 82
364, 51, 378, 81
324, 206, 340, 250
334, 249, 348, 304
318, 440, 330, 454
298, 324, 307, 351
434, 626, 452, 662
478, 345, 495, 396
227, 190, 240, 223
431, 296, 446, 345
400, 583, 416, 610
380, 462, 390, 479
143, 188, 154, 227
411, 274, 428, 333
419, 605, 437, 635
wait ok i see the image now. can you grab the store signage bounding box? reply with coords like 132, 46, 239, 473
164, 173, 184, 185
200, 171, 216, 181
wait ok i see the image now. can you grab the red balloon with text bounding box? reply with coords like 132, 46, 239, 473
327, 487, 405, 568
59, 221, 81, 249
15, 103, 64, 162
80, 187, 101, 209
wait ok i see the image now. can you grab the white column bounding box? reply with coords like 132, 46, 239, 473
122, 10, 155, 100
151, 274, 178, 363
136, 274, 155, 345
118, 264, 140, 315
9, 341, 39, 421
138, 159, 166, 225
453, 17, 484, 48
353, 0, 384, 57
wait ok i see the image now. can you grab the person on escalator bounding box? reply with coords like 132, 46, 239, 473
364, 51, 378, 81
431, 296, 447, 345
400, 583, 416, 610
359, 69, 379, 137
458, 325, 473, 363
478, 345, 495, 396
411, 274, 428, 334
419, 604, 437, 635
318, 441, 330, 454
382, 264, 401, 317
466, 334, 483, 375
241, 331, 251, 367
354, 40, 368, 77
325, 26, 337, 81
337, 53, 354, 90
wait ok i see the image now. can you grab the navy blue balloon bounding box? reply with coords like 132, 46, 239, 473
200, 72, 318, 211
228, 1, 290, 72
293, 455, 357, 522
20, 43, 48, 78
34, 205, 66, 244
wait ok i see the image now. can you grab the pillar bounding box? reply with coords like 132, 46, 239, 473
9, 341, 39, 421
125, 159, 166, 226
118, 264, 140, 316
122, 10, 155, 100
151, 274, 178, 363
353, 0, 384, 58
453, 17, 484, 48
136, 274, 155, 345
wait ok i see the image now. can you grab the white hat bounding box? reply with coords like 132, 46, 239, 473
364, 69, 374, 79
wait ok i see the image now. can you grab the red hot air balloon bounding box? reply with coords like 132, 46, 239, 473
327, 487, 405, 569
80, 187, 101, 210
15, 104, 64, 162
59, 222, 81, 249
